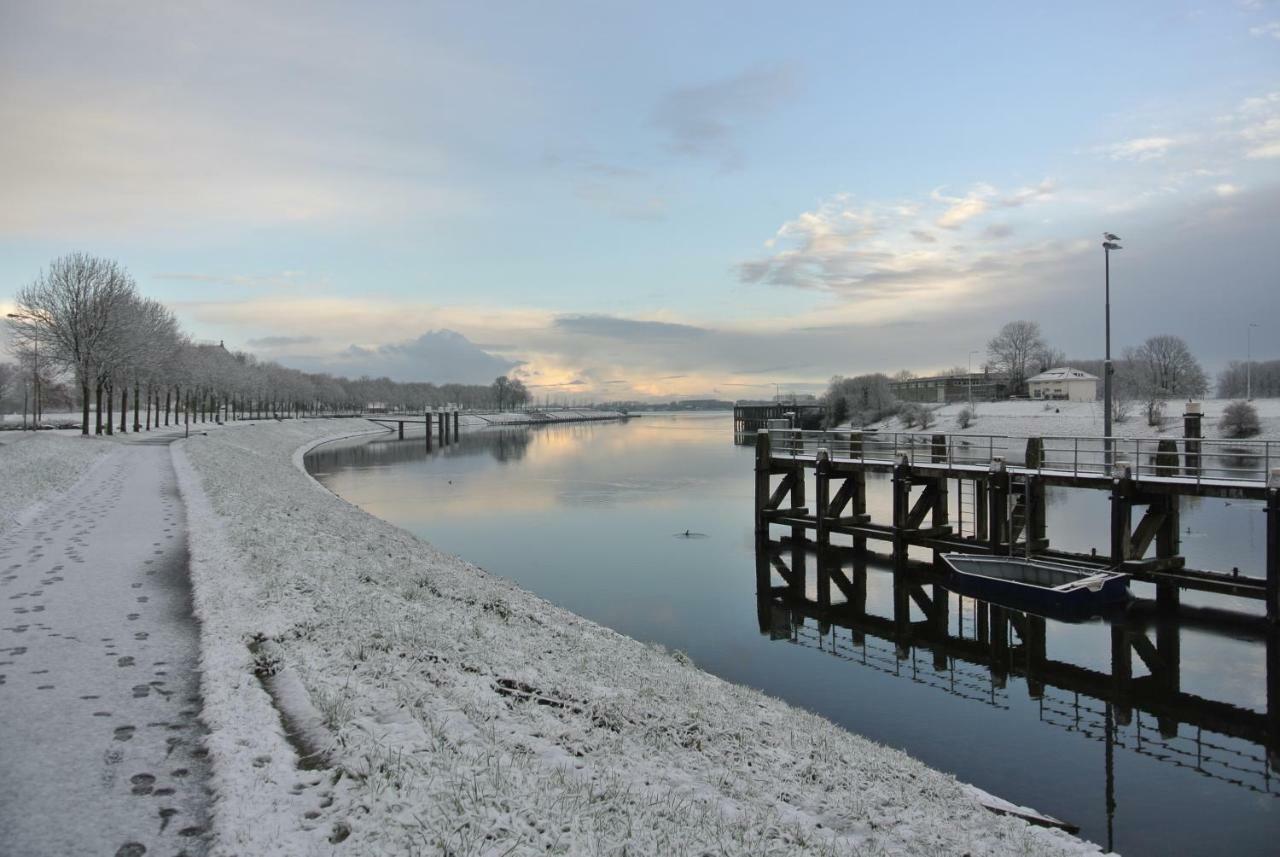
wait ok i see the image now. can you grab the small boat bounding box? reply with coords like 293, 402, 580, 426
941, 554, 1130, 617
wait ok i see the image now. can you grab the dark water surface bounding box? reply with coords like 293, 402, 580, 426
306, 413, 1278, 856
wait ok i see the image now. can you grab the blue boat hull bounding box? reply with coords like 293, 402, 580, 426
941, 554, 1130, 620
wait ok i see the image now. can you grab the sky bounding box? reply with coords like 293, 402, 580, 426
1, 1, 1278, 401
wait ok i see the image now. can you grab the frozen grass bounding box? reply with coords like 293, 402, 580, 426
0, 431, 113, 535
861, 397, 1280, 440
173, 420, 1107, 856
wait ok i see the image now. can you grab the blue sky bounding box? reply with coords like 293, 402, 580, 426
2, 1, 1277, 399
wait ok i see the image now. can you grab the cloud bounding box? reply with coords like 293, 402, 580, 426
652, 65, 798, 169
289, 330, 517, 384
1099, 136, 1180, 161
736, 183, 1066, 305
933, 185, 995, 228
246, 335, 319, 348
1250, 21, 1280, 39
155, 271, 329, 291
552, 315, 708, 340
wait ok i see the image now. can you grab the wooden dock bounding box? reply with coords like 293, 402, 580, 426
363, 408, 628, 449
752, 423, 1280, 620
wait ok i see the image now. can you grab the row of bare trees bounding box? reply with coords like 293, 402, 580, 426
4, 254, 532, 435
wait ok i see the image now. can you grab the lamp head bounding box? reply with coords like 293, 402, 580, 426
1102, 241, 1122, 250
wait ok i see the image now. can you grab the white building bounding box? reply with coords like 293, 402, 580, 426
1026, 367, 1099, 402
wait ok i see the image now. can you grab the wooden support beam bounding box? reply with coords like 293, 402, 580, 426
1111, 477, 1134, 564
791, 460, 807, 546
1130, 507, 1168, 559
815, 451, 831, 547
1268, 485, 1279, 624
754, 430, 771, 535
905, 482, 938, 530
767, 472, 795, 510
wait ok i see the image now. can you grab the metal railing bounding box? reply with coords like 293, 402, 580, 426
764, 428, 1276, 486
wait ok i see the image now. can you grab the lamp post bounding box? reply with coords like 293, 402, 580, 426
968, 349, 979, 409
6, 312, 39, 430
1247, 322, 1258, 401
1101, 234, 1122, 454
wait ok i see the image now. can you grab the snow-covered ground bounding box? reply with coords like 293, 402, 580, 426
172, 419, 1106, 856
0, 432, 112, 536
0, 434, 213, 855
862, 397, 1280, 440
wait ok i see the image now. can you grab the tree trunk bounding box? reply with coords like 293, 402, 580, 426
80, 381, 91, 436
133, 381, 141, 432
95, 384, 103, 434
120, 386, 128, 433
145, 386, 152, 430
105, 384, 114, 435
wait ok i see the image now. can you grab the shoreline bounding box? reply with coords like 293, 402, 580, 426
0, 421, 1108, 854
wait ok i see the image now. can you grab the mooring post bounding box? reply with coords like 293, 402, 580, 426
815, 449, 831, 548
754, 429, 771, 536
1183, 402, 1202, 476
1267, 471, 1279, 623
987, 457, 1008, 554
454, 410, 460, 440
424, 410, 432, 451
1110, 459, 1134, 565
398, 420, 404, 440
892, 454, 911, 556
791, 447, 807, 547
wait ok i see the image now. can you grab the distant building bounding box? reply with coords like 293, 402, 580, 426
890, 372, 1009, 404
1026, 367, 1098, 402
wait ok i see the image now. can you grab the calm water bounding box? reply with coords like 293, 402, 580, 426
306, 413, 1278, 856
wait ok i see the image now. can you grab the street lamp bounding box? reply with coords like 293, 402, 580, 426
1101, 234, 1122, 452
1247, 322, 1259, 401
968, 349, 979, 409
6, 312, 39, 430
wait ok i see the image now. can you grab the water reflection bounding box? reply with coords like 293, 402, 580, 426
306, 414, 1278, 856
755, 537, 1279, 851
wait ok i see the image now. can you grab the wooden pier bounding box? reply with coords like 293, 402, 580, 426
364, 408, 628, 450
733, 402, 826, 436
753, 420, 1280, 621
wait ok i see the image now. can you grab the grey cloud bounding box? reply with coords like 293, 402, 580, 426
247, 335, 318, 347
553, 314, 708, 341
280, 329, 517, 384
653, 65, 798, 169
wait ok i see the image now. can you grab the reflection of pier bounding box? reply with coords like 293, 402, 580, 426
755, 540, 1280, 802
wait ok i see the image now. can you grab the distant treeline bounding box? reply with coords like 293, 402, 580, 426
2, 253, 531, 433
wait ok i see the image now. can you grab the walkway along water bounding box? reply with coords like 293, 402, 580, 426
0, 436, 212, 856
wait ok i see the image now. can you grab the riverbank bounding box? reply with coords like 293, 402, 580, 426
171, 419, 1105, 855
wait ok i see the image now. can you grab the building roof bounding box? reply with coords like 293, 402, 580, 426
1027, 367, 1099, 383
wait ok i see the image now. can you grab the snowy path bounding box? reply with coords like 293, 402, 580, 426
0, 438, 212, 856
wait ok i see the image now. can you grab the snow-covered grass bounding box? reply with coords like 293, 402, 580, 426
863, 397, 1280, 440
173, 419, 1105, 856
0, 431, 113, 535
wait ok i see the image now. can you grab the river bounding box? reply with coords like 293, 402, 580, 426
305, 412, 1277, 856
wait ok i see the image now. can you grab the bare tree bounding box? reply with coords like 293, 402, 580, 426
987, 320, 1046, 395
1125, 335, 1208, 426
8, 254, 138, 435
